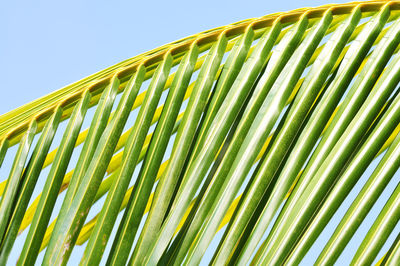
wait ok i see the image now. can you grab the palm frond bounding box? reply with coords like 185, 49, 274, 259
1, 1, 400, 265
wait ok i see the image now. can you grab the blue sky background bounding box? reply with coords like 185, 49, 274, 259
0, 0, 352, 116
2, 0, 400, 265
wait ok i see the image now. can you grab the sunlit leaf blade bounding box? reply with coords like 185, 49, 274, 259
43, 67, 144, 264
132, 35, 227, 265
383, 230, 400, 265
0, 121, 37, 244
18, 91, 91, 265
181, 15, 313, 264
352, 175, 400, 265
107, 47, 197, 266
0, 107, 63, 263
213, 11, 333, 264
0, 139, 8, 169
81, 53, 173, 265
234, 6, 390, 264
144, 22, 282, 265
312, 95, 400, 265
256, 23, 400, 265
160, 26, 256, 265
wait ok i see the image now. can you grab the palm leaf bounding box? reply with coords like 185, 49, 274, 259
1, 1, 400, 265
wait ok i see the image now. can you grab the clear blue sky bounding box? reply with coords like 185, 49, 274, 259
3, 0, 399, 265
0, 0, 352, 116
